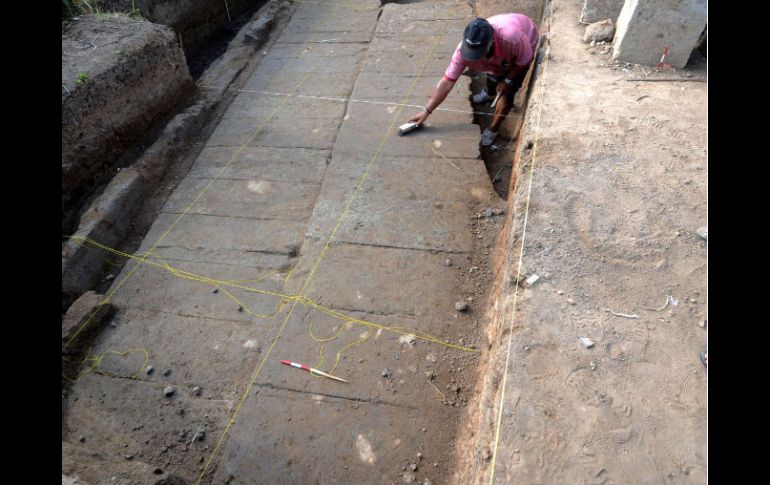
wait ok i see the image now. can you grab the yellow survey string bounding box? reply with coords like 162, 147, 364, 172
63, 4, 481, 480
487, 1, 555, 483
64, 68, 311, 350
196, 85, 521, 121
196, 6, 376, 481
63, 347, 149, 383
71, 236, 477, 354
306, 311, 344, 344
279, 25, 463, 375
194, 16, 460, 483
320, 327, 374, 375
255, 25, 456, 391
219, 270, 284, 284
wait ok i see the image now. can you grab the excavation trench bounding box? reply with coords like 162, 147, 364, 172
469, 72, 519, 200
468, 35, 542, 200
63, 0, 711, 482
62, 1, 547, 483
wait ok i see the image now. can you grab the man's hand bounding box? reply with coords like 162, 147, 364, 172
496, 81, 511, 96
408, 111, 429, 125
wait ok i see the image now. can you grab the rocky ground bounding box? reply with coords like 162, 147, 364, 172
62, 1, 707, 483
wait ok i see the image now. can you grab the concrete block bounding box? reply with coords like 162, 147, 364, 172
580, 0, 625, 24
612, 0, 707, 68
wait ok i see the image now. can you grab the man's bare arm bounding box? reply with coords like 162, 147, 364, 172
407, 77, 456, 125
496, 64, 526, 95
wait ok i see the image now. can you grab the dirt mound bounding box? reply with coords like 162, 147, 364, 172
62, 13, 193, 234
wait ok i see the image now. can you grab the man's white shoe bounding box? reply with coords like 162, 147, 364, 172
480, 128, 498, 147
472, 89, 492, 104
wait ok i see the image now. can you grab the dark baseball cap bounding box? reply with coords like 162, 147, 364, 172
461, 18, 494, 61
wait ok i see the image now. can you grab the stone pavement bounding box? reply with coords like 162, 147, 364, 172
461, 1, 708, 484
63, 1, 506, 483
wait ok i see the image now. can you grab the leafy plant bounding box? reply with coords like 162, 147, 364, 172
76, 72, 88, 85
129, 0, 142, 18
62, 0, 76, 18
62, 0, 95, 19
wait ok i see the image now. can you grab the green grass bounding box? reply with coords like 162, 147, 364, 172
76, 72, 88, 85
62, 0, 76, 18
62, 0, 143, 20
129, 0, 141, 18
62, 0, 95, 19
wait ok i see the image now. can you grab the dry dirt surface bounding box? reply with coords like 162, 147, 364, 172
62, 1, 512, 483
62, 13, 193, 234
455, 1, 707, 484
62, 0, 706, 483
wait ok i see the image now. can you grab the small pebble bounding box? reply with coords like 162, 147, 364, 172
698, 320, 706, 328
79, 436, 86, 443
163, 369, 171, 377
455, 301, 468, 312
238, 306, 244, 312
525, 274, 540, 286
145, 365, 154, 375
579, 337, 595, 348
399, 334, 416, 346
212, 288, 219, 294
192, 386, 202, 396
567, 298, 576, 305
444, 259, 452, 267
410, 463, 418, 471
557, 290, 563, 295
417, 452, 423, 461
382, 368, 392, 378
590, 361, 596, 371
163, 386, 175, 397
